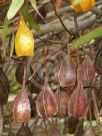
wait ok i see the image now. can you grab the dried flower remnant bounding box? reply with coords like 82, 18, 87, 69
13, 89, 31, 123
36, 78, 58, 117
16, 125, 32, 136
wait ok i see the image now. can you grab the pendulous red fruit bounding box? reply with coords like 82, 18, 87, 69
68, 73, 89, 119
55, 88, 69, 117
78, 56, 95, 87
36, 77, 58, 117
58, 55, 76, 89
13, 89, 31, 123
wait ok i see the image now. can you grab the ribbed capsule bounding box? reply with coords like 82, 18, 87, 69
13, 89, 31, 123
78, 56, 95, 87
58, 55, 76, 89
68, 78, 89, 119
55, 88, 69, 117
15, 19, 34, 56
36, 77, 58, 117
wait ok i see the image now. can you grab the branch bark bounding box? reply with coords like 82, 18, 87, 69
33, 3, 102, 37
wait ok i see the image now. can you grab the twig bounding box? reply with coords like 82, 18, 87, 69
66, 34, 70, 55
47, 39, 65, 45
74, 14, 80, 37
92, 7, 102, 15
28, 49, 66, 81
28, 60, 44, 81
50, 0, 73, 35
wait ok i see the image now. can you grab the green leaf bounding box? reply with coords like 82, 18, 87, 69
21, 2, 29, 20
10, 33, 15, 57
2, 17, 8, 37
28, 16, 41, 34
7, 0, 24, 20
1, 17, 13, 57
0, 27, 13, 37
21, 2, 41, 34
70, 27, 102, 49
29, 0, 43, 19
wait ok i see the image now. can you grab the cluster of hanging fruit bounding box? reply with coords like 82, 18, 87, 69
56, 0, 95, 12
13, 16, 96, 121
35, 53, 95, 119
12, 7, 100, 136
13, 51, 96, 125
